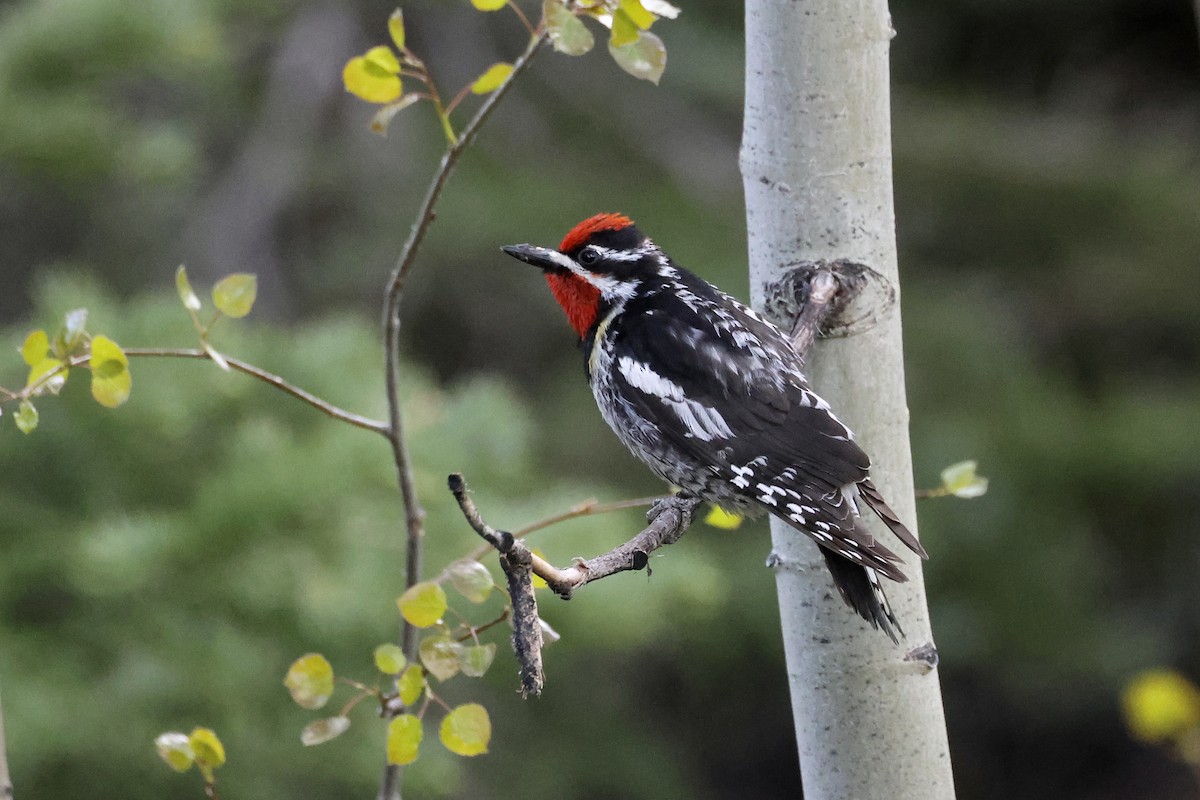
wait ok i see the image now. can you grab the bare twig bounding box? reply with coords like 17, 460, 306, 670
375, 30, 547, 800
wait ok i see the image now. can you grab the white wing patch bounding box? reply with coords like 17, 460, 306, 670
617, 356, 733, 442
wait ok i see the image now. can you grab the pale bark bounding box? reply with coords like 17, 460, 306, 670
741, 2, 956, 798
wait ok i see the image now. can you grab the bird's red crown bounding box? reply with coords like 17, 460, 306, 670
559, 212, 634, 253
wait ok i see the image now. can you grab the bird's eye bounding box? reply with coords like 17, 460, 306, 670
578, 246, 600, 266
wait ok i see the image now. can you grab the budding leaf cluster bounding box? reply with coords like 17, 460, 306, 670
154, 726, 227, 787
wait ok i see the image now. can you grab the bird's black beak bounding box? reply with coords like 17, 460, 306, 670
501, 244, 561, 271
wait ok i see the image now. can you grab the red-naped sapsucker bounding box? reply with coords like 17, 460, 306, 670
502, 213, 927, 640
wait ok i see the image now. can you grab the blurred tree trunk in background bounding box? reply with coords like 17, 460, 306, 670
741, 2, 956, 797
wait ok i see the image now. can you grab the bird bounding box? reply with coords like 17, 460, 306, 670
501, 213, 927, 640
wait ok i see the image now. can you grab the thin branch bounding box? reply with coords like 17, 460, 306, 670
381, 30, 548, 661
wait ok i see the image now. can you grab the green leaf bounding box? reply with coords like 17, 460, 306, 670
398, 664, 425, 706
89, 335, 131, 408
301, 716, 351, 746
546, 2, 594, 55
26, 357, 67, 394
364, 45, 401, 75
470, 62, 514, 94
212, 273, 257, 319
189, 727, 225, 770
545, 1, 595, 56
419, 634, 464, 682
388, 8, 406, 50
176, 265, 202, 312
398, 581, 448, 628
14, 400, 38, 434
447, 559, 493, 603
154, 732, 194, 773
370, 94, 421, 137
284, 653, 335, 709
940, 460, 989, 499
61, 308, 88, 353
439, 703, 491, 757
703, 505, 743, 530
608, 28, 666, 83
470, 0, 508, 10
20, 330, 49, 367
374, 643, 407, 675
610, 9, 640, 47
460, 643, 497, 678
386, 714, 423, 766
619, 0, 655, 30
343, 56, 403, 104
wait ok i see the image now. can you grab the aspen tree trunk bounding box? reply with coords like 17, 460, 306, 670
740, 2, 956, 798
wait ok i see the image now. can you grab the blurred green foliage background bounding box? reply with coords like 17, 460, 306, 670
2, 0, 1198, 798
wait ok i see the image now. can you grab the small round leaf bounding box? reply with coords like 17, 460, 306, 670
1121, 670, 1200, 743
374, 643, 407, 675
419, 635, 463, 682
398, 664, 425, 706
154, 732, 194, 772
608, 29, 666, 84
370, 94, 421, 136
703, 505, 743, 530
470, 0, 507, 10
89, 335, 131, 408
176, 265, 202, 311
940, 460, 989, 499
460, 643, 497, 678
20, 329, 49, 367
386, 714, 423, 766
301, 716, 351, 746
447, 559, 494, 603
343, 56, 403, 104
61, 308, 89, 353
439, 703, 491, 757
619, 0, 655, 30
470, 63, 514, 94
14, 400, 38, 434
189, 727, 226, 769
545, 1, 594, 56
398, 581, 447, 628
284, 653, 335, 709
26, 357, 67, 394
212, 273, 258, 319
388, 9, 406, 50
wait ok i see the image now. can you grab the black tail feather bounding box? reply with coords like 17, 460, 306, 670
820, 548, 903, 643
859, 479, 928, 560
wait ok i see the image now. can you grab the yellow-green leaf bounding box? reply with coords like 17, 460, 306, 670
439, 703, 491, 757
176, 265, 202, 312
301, 716, 351, 746
470, 62, 514, 94
212, 273, 257, 319
545, 0, 595, 55
470, 0, 508, 11
189, 727, 225, 769
460, 643, 496, 678
89, 335, 131, 409
284, 653, 335, 709
154, 732, 194, 772
370, 94, 421, 136
447, 559, 494, 603
386, 714, 423, 766
940, 460, 989, 498
1122, 669, 1200, 743
398, 664, 425, 705
419, 635, 463, 682
704, 505, 743, 530
398, 581, 447, 628
610, 9, 639, 47
14, 400, 38, 434
619, 0, 655, 30
343, 56, 403, 104
26, 356, 67, 394
20, 330, 49, 367
388, 8, 406, 50
608, 28, 666, 83
374, 643, 407, 675
364, 45, 401, 75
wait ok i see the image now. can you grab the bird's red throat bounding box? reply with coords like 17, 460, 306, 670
545, 272, 600, 339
